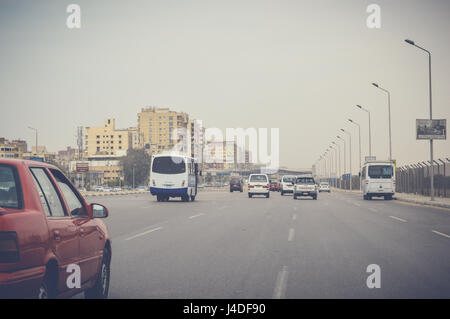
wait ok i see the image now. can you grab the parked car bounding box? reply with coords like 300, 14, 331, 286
102, 187, 112, 192
248, 174, 270, 198
319, 182, 330, 192
136, 186, 148, 191
269, 182, 280, 192
0, 159, 111, 299
230, 178, 243, 192
112, 187, 122, 192
293, 175, 318, 200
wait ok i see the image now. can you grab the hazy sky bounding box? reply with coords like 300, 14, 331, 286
1, 0, 449, 171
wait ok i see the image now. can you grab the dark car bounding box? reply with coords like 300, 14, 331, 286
0, 159, 111, 299
229, 178, 243, 192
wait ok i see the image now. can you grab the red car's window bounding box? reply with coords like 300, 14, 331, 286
0, 164, 23, 209
30, 168, 67, 217
30, 173, 51, 217
50, 169, 86, 218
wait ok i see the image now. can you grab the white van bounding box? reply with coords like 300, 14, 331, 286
361, 161, 395, 200
149, 153, 198, 202
248, 174, 270, 198
280, 175, 296, 195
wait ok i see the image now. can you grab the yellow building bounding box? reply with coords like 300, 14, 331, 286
0, 138, 22, 159
85, 119, 132, 157
137, 107, 189, 154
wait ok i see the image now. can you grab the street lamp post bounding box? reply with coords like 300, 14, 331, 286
372, 83, 392, 161
28, 127, 38, 155
132, 165, 136, 189
349, 119, 362, 190
404, 39, 435, 201
337, 135, 346, 188
332, 141, 341, 188
356, 105, 372, 157
341, 129, 352, 190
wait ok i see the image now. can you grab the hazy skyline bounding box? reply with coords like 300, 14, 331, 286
1, 0, 449, 170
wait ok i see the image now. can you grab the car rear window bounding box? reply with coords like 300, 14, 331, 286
296, 177, 315, 184
282, 176, 295, 183
250, 175, 267, 182
0, 165, 23, 209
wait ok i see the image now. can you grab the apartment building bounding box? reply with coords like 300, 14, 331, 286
137, 107, 189, 154
85, 119, 132, 157
0, 138, 26, 159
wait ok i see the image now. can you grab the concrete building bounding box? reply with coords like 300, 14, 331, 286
85, 119, 132, 157
0, 138, 27, 159
137, 107, 189, 154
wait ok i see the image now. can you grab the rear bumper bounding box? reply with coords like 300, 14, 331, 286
294, 191, 317, 196
150, 187, 188, 197
0, 265, 45, 298
281, 189, 293, 193
230, 185, 242, 190
248, 188, 269, 194
367, 192, 394, 197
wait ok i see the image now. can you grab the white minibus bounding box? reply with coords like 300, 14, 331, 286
149, 153, 198, 202
361, 161, 395, 200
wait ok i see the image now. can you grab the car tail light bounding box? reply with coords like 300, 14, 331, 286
248, 185, 254, 188
0, 232, 19, 263
263, 184, 269, 188
182, 180, 185, 187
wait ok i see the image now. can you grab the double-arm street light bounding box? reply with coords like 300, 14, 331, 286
356, 105, 372, 157
372, 82, 392, 161
404, 39, 435, 201
340, 129, 352, 190
28, 127, 38, 155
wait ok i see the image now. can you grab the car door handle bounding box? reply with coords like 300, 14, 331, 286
53, 230, 61, 241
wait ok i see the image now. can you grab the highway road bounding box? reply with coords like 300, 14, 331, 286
82, 190, 450, 298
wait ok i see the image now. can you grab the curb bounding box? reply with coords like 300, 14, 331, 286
331, 187, 450, 209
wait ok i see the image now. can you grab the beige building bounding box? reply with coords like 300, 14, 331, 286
0, 138, 27, 159
85, 119, 132, 157
137, 107, 189, 154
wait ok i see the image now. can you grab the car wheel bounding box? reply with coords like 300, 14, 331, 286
293, 194, 297, 199
157, 195, 161, 202
363, 195, 367, 200
190, 195, 195, 201
85, 248, 111, 299
266, 193, 270, 198
248, 194, 252, 198
281, 191, 284, 196
230, 190, 233, 192
240, 189, 243, 192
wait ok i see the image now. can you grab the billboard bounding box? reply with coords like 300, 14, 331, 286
76, 161, 89, 173
416, 119, 447, 140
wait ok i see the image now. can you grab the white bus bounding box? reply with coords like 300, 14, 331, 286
149, 153, 198, 202
361, 161, 395, 200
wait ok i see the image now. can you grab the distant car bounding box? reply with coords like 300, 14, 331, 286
293, 176, 318, 200
230, 178, 243, 192
113, 187, 122, 192
136, 186, 148, 191
269, 182, 280, 192
122, 186, 132, 191
319, 182, 330, 193
248, 174, 270, 198
280, 175, 296, 195
0, 159, 111, 299
102, 187, 112, 192
94, 186, 104, 192
198, 183, 205, 188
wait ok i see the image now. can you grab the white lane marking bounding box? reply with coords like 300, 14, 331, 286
288, 228, 295, 241
273, 266, 289, 299
353, 202, 361, 207
293, 207, 298, 211
368, 207, 378, 212
189, 213, 205, 219
292, 214, 297, 221
432, 230, 450, 238
389, 216, 407, 223
142, 206, 152, 209
125, 227, 163, 241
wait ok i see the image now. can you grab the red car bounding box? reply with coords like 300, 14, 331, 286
0, 159, 111, 299
269, 182, 280, 192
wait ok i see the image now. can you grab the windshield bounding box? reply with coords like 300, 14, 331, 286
250, 175, 267, 182
296, 177, 315, 184
368, 165, 393, 179
282, 176, 295, 183
0, 165, 21, 209
152, 156, 186, 174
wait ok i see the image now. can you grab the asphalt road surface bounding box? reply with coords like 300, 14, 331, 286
81, 190, 450, 298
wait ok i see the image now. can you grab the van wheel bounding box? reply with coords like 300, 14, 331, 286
363, 195, 367, 200
85, 248, 110, 299
281, 191, 284, 196
293, 194, 297, 200
248, 194, 252, 198
266, 193, 270, 198
38, 264, 57, 299
190, 195, 195, 201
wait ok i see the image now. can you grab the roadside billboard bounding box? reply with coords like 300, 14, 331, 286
416, 119, 447, 140
76, 161, 89, 173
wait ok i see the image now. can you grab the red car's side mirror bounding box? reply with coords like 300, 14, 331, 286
90, 203, 109, 218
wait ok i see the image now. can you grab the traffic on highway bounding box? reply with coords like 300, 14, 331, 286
0, 0, 449, 315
